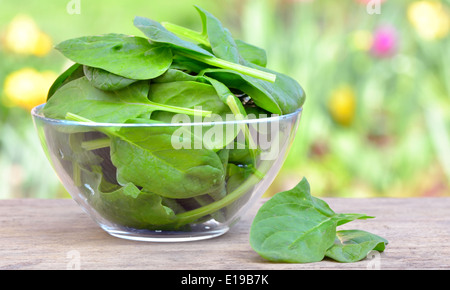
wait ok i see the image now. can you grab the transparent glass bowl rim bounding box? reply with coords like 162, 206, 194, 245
31, 103, 302, 128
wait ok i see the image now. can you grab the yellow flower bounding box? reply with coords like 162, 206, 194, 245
3, 14, 53, 56
3, 68, 57, 110
351, 30, 373, 51
407, 1, 450, 40
31, 32, 53, 56
328, 85, 356, 126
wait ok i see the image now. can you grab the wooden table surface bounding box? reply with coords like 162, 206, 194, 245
0, 197, 449, 270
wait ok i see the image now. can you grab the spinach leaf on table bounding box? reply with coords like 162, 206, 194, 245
55, 33, 172, 80
250, 177, 386, 263
325, 230, 388, 263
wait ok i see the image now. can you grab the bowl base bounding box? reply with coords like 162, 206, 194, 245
101, 225, 230, 242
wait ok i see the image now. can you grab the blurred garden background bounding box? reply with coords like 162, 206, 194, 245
0, 0, 449, 199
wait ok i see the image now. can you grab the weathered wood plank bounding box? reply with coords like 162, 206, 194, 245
0, 198, 449, 270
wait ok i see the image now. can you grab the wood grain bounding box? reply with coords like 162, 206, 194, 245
0, 198, 449, 270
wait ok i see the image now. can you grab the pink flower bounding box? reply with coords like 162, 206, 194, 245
370, 26, 398, 58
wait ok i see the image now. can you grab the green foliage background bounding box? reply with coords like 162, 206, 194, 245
0, 0, 449, 198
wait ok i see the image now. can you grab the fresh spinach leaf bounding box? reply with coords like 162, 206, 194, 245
249, 178, 339, 263
47, 63, 84, 100
194, 5, 241, 64
325, 230, 388, 263
66, 113, 227, 200
202, 67, 305, 115
134, 16, 276, 82
109, 125, 226, 199
83, 65, 139, 91
55, 33, 172, 80
249, 177, 383, 263
152, 68, 198, 83
43, 77, 210, 123
235, 39, 267, 67
94, 180, 177, 229
148, 80, 238, 150
133, 16, 213, 57
148, 80, 232, 121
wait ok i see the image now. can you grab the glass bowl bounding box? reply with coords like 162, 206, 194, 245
31, 104, 302, 242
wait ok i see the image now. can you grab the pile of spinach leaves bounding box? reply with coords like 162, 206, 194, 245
42, 6, 305, 231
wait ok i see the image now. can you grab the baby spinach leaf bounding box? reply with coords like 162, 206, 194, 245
202, 67, 305, 115
83, 66, 139, 91
55, 33, 172, 80
249, 177, 381, 263
134, 16, 276, 82
148, 80, 238, 150
65, 113, 226, 200
149, 80, 231, 121
47, 63, 84, 100
133, 16, 213, 57
170, 55, 211, 74
152, 68, 198, 83
194, 5, 240, 64
325, 230, 388, 263
43, 77, 210, 123
94, 181, 177, 229
109, 125, 226, 199
249, 178, 338, 263
199, 75, 246, 116
235, 39, 267, 67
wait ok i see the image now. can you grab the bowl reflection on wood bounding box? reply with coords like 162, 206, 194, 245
31, 104, 302, 242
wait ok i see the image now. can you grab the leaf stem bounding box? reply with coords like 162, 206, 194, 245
176, 51, 276, 83
147, 101, 212, 117
175, 160, 272, 226
161, 22, 209, 46
161, 21, 276, 82
81, 138, 111, 151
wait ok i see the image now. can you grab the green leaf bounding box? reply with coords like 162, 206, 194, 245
109, 125, 226, 199
203, 67, 305, 115
133, 16, 213, 57
152, 68, 198, 83
250, 177, 337, 263
149, 80, 232, 121
249, 177, 378, 263
94, 181, 177, 229
135, 15, 276, 82
148, 80, 238, 150
83, 65, 139, 91
55, 33, 172, 80
194, 5, 240, 63
47, 63, 84, 100
43, 77, 210, 123
325, 230, 388, 263
235, 39, 267, 67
